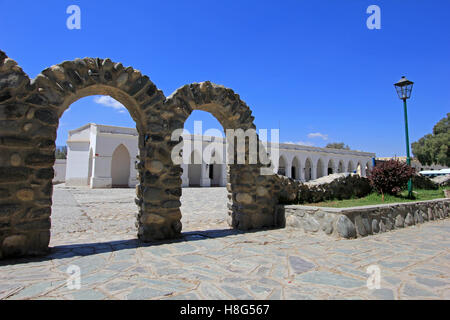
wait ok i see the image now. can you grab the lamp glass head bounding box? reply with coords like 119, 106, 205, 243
394, 76, 414, 100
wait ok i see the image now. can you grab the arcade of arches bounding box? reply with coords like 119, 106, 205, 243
275, 150, 374, 182
63, 124, 373, 188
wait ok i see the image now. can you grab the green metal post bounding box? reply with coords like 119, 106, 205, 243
403, 98, 413, 198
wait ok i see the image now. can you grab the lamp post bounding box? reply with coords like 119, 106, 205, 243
394, 76, 414, 198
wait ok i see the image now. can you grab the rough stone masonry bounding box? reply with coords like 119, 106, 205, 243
284, 198, 450, 238
0, 51, 294, 259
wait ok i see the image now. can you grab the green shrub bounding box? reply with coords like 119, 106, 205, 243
368, 160, 415, 196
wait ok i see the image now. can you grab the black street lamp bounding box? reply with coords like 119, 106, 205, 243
394, 76, 414, 198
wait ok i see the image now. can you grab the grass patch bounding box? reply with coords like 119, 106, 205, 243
305, 188, 447, 208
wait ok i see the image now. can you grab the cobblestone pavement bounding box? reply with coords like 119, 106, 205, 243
0, 186, 449, 300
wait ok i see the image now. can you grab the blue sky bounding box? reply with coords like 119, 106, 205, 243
1, 0, 449, 157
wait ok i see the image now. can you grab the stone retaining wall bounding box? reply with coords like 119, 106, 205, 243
283, 198, 450, 239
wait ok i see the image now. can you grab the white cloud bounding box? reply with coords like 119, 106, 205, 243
93, 96, 126, 112
283, 141, 315, 147
307, 132, 328, 140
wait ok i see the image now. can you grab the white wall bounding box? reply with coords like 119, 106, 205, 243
65, 141, 90, 186
53, 159, 67, 184
65, 123, 376, 188
90, 125, 138, 188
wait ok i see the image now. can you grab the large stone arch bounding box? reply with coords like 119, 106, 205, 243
0, 52, 281, 258
0, 53, 169, 257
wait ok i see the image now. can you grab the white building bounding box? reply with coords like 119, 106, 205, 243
376, 156, 448, 172
63, 123, 376, 188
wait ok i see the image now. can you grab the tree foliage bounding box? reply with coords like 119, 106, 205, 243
368, 160, 415, 197
325, 142, 350, 150
412, 113, 450, 166
55, 146, 67, 159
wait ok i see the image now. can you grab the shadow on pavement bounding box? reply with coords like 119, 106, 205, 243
0, 227, 276, 266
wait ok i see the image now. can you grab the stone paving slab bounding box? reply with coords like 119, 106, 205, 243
0, 186, 449, 300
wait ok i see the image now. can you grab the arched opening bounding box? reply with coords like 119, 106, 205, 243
291, 157, 300, 180
111, 144, 131, 187
327, 159, 335, 175
169, 82, 278, 234
180, 109, 228, 232
188, 150, 202, 187
356, 162, 363, 176
316, 158, 324, 179
348, 161, 355, 173
365, 161, 371, 176
278, 156, 287, 176
338, 160, 344, 173
304, 158, 312, 181
50, 91, 141, 248
209, 149, 224, 187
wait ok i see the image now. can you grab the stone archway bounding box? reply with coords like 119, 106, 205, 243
165, 82, 277, 232
0, 53, 166, 256
0, 52, 281, 258
111, 144, 131, 187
